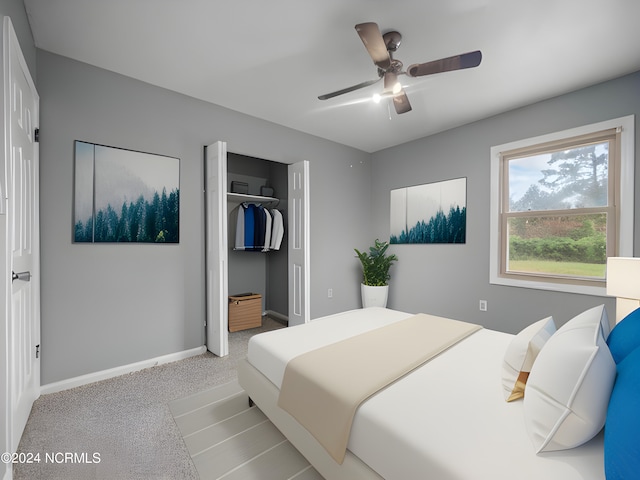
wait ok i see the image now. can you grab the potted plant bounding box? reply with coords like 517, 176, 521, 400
354, 239, 398, 308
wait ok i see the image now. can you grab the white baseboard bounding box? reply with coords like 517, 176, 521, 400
265, 309, 288, 324
40, 346, 207, 395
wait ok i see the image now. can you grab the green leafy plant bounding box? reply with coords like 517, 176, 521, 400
354, 239, 398, 286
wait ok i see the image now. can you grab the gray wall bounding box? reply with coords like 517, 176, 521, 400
1, 2, 36, 77
37, 50, 371, 385
266, 161, 290, 315
371, 72, 640, 334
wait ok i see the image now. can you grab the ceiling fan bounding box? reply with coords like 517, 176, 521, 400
318, 22, 482, 115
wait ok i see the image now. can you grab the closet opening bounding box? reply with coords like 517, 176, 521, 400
227, 153, 288, 344
205, 140, 309, 357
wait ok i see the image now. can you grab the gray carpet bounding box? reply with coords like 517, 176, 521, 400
14, 317, 285, 480
169, 380, 322, 480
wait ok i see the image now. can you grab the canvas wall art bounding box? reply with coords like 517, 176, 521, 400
390, 177, 466, 244
73, 141, 180, 243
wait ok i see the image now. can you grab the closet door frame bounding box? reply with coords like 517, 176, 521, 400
204, 141, 310, 356
205, 141, 229, 356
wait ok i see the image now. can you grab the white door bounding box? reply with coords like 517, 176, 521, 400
204, 141, 229, 356
3, 16, 41, 456
288, 161, 310, 326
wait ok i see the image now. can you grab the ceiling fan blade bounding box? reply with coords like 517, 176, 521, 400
383, 72, 411, 113
393, 91, 412, 114
406, 50, 482, 78
317, 78, 381, 100
383, 71, 398, 92
355, 22, 391, 70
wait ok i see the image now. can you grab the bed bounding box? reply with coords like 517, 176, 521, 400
237, 257, 640, 480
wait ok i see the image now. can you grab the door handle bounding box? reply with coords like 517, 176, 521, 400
12, 271, 31, 282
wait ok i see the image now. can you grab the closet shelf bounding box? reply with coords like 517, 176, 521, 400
227, 192, 280, 207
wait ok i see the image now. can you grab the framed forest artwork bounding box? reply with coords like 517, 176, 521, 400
390, 177, 466, 244
73, 141, 180, 243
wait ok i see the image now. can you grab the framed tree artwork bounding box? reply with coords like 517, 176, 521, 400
390, 177, 466, 244
73, 141, 180, 243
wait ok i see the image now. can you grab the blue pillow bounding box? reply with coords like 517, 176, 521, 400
607, 308, 640, 364
604, 346, 640, 480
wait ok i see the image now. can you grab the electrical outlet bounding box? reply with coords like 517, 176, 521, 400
479, 300, 488, 312
328, 288, 333, 298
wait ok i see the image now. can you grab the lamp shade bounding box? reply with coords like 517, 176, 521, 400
607, 257, 640, 323
607, 257, 640, 298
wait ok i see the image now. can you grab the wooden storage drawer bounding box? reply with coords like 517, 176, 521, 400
228, 293, 262, 332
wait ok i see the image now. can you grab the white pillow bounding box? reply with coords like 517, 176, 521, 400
523, 304, 615, 453
502, 316, 556, 402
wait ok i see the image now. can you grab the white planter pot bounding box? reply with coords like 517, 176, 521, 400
361, 284, 389, 308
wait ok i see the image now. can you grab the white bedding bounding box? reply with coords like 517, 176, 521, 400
248, 307, 413, 388
246, 307, 605, 480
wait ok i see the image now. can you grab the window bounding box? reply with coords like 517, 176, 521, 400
490, 116, 634, 296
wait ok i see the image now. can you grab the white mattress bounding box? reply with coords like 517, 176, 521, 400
247, 307, 605, 480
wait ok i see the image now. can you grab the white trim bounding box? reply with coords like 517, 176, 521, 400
265, 309, 288, 324
287, 160, 311, 326
489, 115, 635, 296
40, 346, 206, 395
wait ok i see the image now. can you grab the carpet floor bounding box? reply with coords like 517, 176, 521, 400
169, 381, 322, 480
13, 317, 288, 480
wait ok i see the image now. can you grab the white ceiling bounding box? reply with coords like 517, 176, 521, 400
23, 0, 640, 153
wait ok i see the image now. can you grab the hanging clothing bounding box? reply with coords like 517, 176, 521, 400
244, 204, 257, 250
234, 203, 284, 252
254, 205, 266, 251
234, 203, 245, 250
270, 209, 284, 250
262, 208, 272, 252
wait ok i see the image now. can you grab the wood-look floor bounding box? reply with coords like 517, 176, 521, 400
169, 381, 323, 480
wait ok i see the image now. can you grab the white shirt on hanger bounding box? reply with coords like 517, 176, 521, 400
270, 209, 284, 250
234, 204, 245, 250
262, 208, 272, 252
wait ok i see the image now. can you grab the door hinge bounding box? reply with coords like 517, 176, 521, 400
35, 344, 40, 359
34, 128, 40, 142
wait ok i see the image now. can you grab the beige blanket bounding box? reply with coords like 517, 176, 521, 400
277, 313, 482, 463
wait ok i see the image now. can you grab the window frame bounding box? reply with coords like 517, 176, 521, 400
489, 116, 635, 296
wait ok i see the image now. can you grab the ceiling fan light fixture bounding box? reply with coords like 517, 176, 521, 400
318, 22, 481, 116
